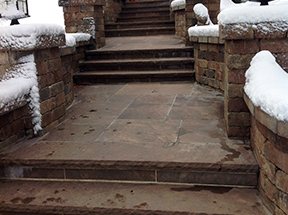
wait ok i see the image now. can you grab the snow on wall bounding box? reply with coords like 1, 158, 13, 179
62, 33, 92, 48
244, 51, 288, 122
0, 54, 42, 134
218, 0, 288, 25
171, 0, 185, 8
0, 24, 65, 50
188, 25, 219, 37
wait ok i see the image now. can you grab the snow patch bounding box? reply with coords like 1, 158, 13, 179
62, 33, 92, 48
0, 54, 42, 134
171, 0, 185, 8
193, 3, 213, 25
244, 50, 288, 122
218, 0, 288, 25
188, 25, 219, 37
0, 24, 64, 50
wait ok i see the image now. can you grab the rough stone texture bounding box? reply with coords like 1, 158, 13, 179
60, 1, 105, 49
193, 38, 224, 92
104, 0, 123, 23
247, 96, 288, 215
0, 180, 270, 215
174, 9, 186, 38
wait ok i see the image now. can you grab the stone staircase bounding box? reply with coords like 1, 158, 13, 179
105, 0, 174, 37
0, 83, 270, 215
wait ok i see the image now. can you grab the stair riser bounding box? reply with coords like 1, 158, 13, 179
121, 7, 170, 13
0, 166, 257, 187
105, 29, 174, 37
124, 2, 170, 8
119, 11, 170, 19
117, 16, 171, 22
86, 51, 193, 60
105, 23, 174, 30
80, 61, 194, 71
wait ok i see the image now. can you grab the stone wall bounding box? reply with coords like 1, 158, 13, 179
191, 35, 224, 91
0, 27, 94, 150
244, 93, 288, 215
59, 0, 106, 49
221, 23, 288, 138
104, 0, 123, 23
172, 5, 186, 38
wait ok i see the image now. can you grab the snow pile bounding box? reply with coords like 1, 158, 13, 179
218, 0, 288, 25
220, 0, 259, 12
171, 0, 185, 8
0, 54, 42, 133
244, 50, 288, 122
194, 3, 213, 25
188, 25, 219, 37
0, 24, 65, 50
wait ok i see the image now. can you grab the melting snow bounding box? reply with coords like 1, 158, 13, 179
171, 0, 185, 8
188, 25, 219, 37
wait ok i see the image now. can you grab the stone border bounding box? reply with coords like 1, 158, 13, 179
244, 93, 288, 140
171, 4, 185, 11
190, 36, 224, 44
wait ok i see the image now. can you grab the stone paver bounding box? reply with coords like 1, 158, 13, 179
1, 83, 257, 172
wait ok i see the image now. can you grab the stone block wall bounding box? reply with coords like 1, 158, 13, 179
59, 0, 106, 49
221, 23, 288, 138
104, 0, 123, 23
0, 27, 94, 150
191, 36, 224, 91
172, 6, 186, 38
244, 94, 288, 215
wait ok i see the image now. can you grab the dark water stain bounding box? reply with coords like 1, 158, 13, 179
219, 142, 241, 163
89, 109, 97, 112
11, 197, 35, 204
170, 186, 232, 194
115, 193, 125, 203
46, 197, 65, 204
134, 202, 148, 209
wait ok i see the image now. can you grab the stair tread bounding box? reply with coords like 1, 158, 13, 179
76, 70, 194, 75
105, 20, 174, 26
0, 180, 269, 215
105, 26, 174, 32
80, 57, 193, 64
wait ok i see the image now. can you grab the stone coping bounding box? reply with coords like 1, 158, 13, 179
0, 100, 27, 117
60, 39, 94, 56
190, 36, 224, 44
244, 92, 288, 140
171, 4, 185, 11
220, 22, 288, 40
59, 0, 106, 6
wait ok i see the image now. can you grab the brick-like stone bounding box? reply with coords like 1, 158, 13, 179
226, 83, 244, 98
225, 40, 260, 54
255, 107, 277, 134
227, 112, 251, 127
276, 170, 288, 193
227, 97, 249, 112
225, 53, 254, 70
260, 39, 288, 53
221, 23, 254, 40
40, 97, 57, 115
277, 190, 288, 214
259, 172, 278, 204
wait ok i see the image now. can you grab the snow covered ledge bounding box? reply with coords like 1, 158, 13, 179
0, 24, 65, 148
243, 51, 288, 215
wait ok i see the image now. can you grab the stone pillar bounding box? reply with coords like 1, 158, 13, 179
185, 0, 220, 44
221, 22, 288, 138
104, 0, 123, 23
172, 4, 186, 38
59, 0, 106, 49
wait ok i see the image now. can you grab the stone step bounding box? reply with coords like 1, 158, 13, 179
0, 180, 270, 215
79, 57, 194, 71
119, 11, 170, 19
105, 20, 174, 30
73, 70, 195, 84
0, 138, 258, 187
105, 26, 175, 37
85, 47, 193, 60
117, 15, 171, 22
121, 6, 170, 13
124, 0, 169, 8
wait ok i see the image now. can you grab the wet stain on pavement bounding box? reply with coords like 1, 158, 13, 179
170, 186, 232, 194
134, 202, 148, 209
219, 142, 241, 162
11, 197, 35, 204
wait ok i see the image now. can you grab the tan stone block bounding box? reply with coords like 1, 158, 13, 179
243, 93, 254, 116
227, 83, 244, 98
227, 112, 251, 127
40, 97, 57, 115
259, 172, 278, 204
275, 206, 286, 215
265, 140, 288, 173
255, 106, 277, 134
260, 39, 288, 53
221, 23, 254, 40
277, 190, 288, 214
277, 121, 288, 139
225, 53, 254, 70
276, 170, 288, 193
199, 43, 208, 51
225, 39, 260, 54
56, 92, 66, 106
255, 22, 288, 39
198, 59, 208, 68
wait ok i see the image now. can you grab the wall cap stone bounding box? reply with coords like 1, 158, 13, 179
172, 4, 185, 11
244, 92, 288, 139
190, 36, 224, 44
